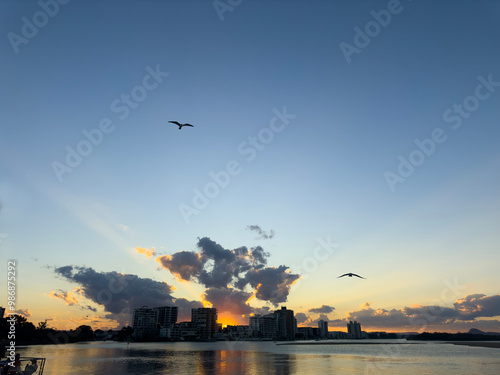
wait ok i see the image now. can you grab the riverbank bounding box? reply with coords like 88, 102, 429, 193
278, 340, 500, 349
16, 340, 500, 375
276, 339, 411, 346
449, 341, 500, 349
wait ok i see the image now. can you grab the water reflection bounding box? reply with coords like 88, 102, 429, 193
124, 348, 298, 375
16, 341, 500, 375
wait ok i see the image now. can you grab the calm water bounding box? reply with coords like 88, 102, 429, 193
18, 340, 500, 375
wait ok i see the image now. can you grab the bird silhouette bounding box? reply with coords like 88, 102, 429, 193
338, 273, 366, 279
169, 121, 194, 130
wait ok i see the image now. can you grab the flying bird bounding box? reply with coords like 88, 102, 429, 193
338, 273, 366, 279
169, 121, 194, 130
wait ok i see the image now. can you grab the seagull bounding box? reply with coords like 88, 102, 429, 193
338, 273, 366, 279
169, 121, 194, 130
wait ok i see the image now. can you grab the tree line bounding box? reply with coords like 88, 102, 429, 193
0, 314, 133, 344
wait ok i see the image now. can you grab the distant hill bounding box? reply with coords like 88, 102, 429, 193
467, 328, 500, 336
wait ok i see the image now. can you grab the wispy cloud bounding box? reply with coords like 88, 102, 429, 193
309, 304, 335, 314
15, 308, 32, 318
135, 246, 156, 259
247, 225, 275, 240
119, 224, 131, 232
48, 290, 79, 306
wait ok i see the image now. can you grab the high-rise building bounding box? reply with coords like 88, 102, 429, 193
157, 306, 178, 328
191, 308, 218, 340
249, 315, 260, 336
259, 314, 278, 340
347, 320, 362, 339
249, 314, 277, 339
132, 305, 178, 339
133, 307, 159, 339
274, 306, 296, 340
318, 320, 328, 339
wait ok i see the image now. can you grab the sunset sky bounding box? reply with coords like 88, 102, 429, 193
1, 0, 499, 333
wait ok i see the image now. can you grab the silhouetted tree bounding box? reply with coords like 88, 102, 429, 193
34, 320, 57, 342
117, 326, 134, 341
75, 325, 94, 341
14, 315, 36, 342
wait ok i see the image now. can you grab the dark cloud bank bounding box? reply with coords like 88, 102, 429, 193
156, 237, 299, 315
54, 265, 203, 325
53, 237, 299, 325
52, 237, 499, 331
300, 296, 500, 331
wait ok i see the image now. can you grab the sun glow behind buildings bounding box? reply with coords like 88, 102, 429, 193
218, 315, 238, 328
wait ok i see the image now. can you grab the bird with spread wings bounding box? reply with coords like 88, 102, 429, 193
337, 273, 366, 279
169, 121, 194, 130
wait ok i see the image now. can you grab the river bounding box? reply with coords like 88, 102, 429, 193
17, 340, 500, 374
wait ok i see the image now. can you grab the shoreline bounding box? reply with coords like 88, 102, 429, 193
277, 341, 412, 346
277, 340, 500, 349
448, 341, 500, 349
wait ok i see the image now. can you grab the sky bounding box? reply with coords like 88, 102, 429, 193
1, 0, 499, 333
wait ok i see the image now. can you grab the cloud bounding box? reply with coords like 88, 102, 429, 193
237, 265, 300, 305
325, 303, 455, 330
251, 306, 272, 316
156, 237, 298, 307
82, 305, 98, 312
54, 314, 120, 331
53, 265, 201, 324
318, 313, 332, 322
308, 305, 335, 314
317, 294, 500, 331
247, 225, 275, 240
52, 237, 300, 326
136, 246, 156, 259
296, 312, 333, 326
453, 294, 500, 319
156, 251, 205, 281
15, 309, 32, 318
172, 298, 204, 322
119, 224, 130, 232
295, 312, 311, 325
48, 290, 79, 306
203, 287, 253, 315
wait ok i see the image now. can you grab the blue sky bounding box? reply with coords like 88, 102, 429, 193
1, 0, 499, 332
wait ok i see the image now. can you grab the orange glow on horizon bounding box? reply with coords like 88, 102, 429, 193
218, 315, 238, 328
